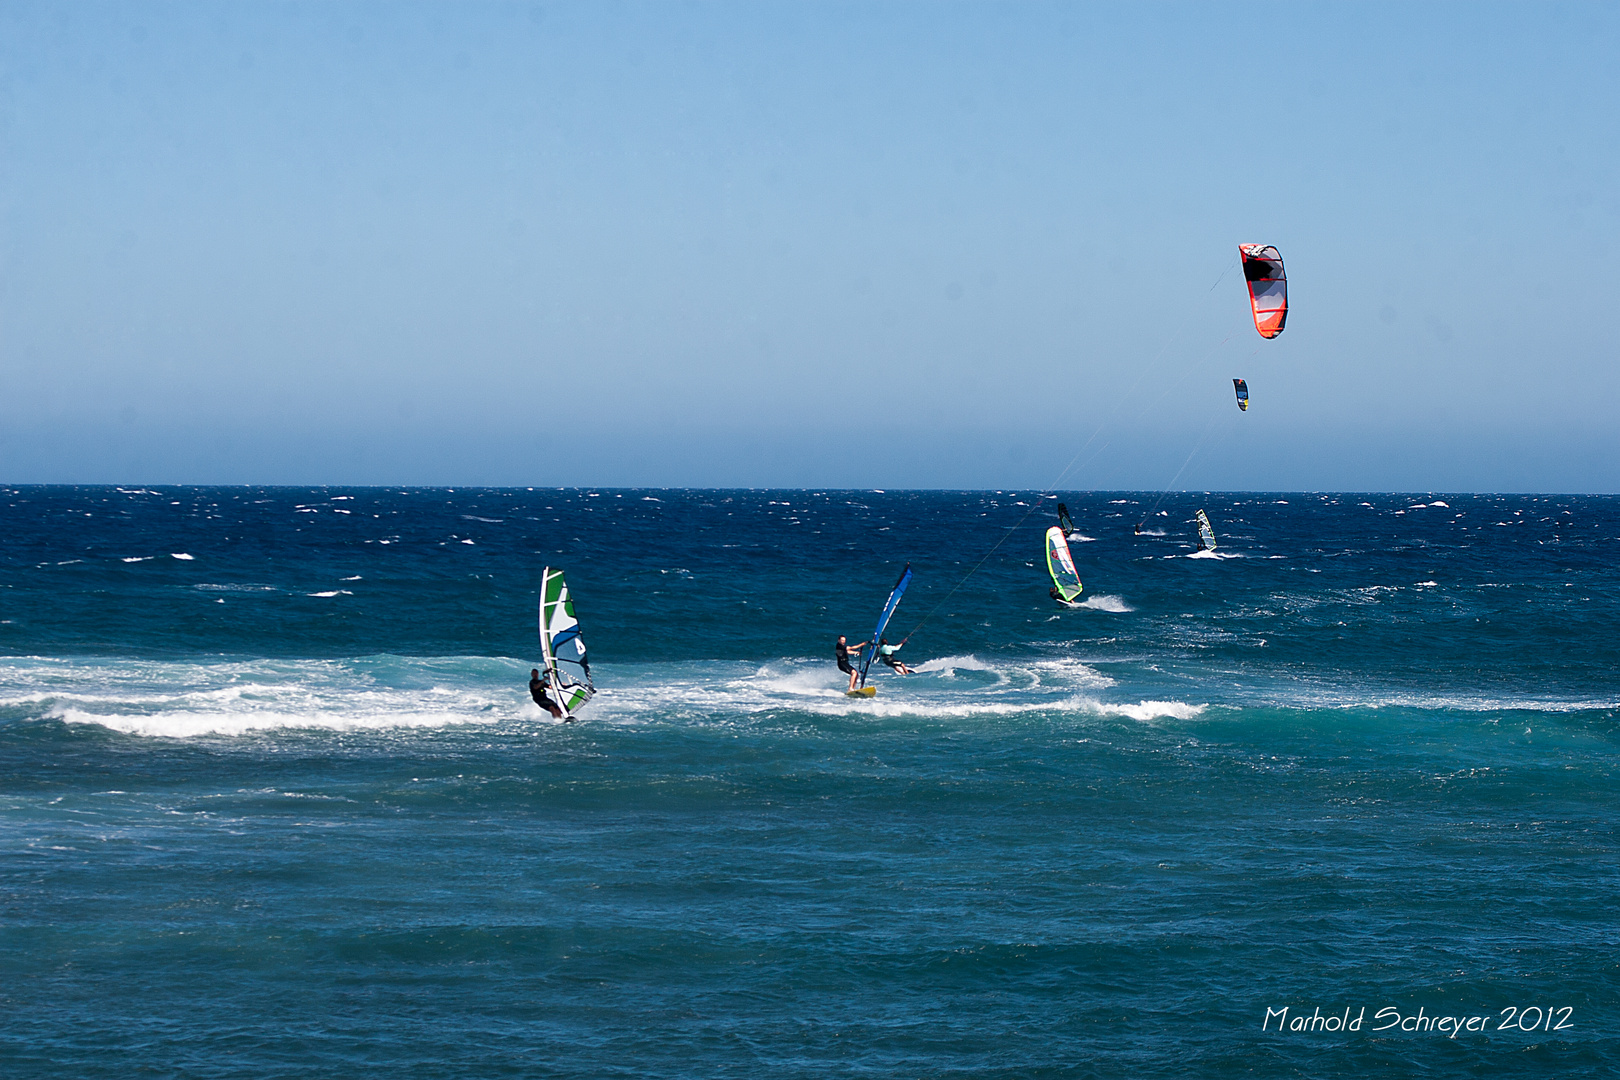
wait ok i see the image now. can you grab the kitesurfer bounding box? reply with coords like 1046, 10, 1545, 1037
876, 638, 914, 675
835, 634, 868, 693
529, 668, 565, 720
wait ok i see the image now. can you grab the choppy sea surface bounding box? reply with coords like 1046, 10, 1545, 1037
2, 486, 1617, 1077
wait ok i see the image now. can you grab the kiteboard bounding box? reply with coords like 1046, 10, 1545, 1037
846, 686, 877, 698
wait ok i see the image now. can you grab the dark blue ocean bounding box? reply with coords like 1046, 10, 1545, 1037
3, 487, 1617, 1077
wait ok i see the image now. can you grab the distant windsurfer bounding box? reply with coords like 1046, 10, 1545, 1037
1058, 502, 1076, 535
877, 638, 914, 675
835, 635, 868, 693
529, 668, 565, 720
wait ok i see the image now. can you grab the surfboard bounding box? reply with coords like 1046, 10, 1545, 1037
846, 686, 877, 698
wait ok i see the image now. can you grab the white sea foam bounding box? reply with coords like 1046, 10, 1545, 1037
46, 705, 487, 739
171, 553, 194, 560
914, 653, 1000, 675
11, 648, 1598, 743
1104, 700, 1206, 722
1067, 533, 1097, 542
2, 656, 523, 739
0, 652, 1144, 737
1281, 687, 1620, 714
1077, 594, 1134, 613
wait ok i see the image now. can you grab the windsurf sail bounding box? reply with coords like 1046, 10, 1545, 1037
1045, 526, 1083, 602
1239, 244, 1287, 338
858, 564, 913, 688
1195, 510, 1217, 552
1233, 378, 1249, 411
538, 567, 595, 717
1057, 502, 1076, 535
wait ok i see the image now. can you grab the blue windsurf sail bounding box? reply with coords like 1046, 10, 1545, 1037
859, 564, 913, 688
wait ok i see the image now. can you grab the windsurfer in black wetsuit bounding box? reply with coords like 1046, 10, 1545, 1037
1057, 502, 1076, 535
529, 668, 565, 720
835, 634, 868, 693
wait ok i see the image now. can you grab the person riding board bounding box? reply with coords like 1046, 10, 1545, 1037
529, 667, 566, 720
834, 634, 869, 693
876, 637, 914, 675
1057, 502, 1076, 536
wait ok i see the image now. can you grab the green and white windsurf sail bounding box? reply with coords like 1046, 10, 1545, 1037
1045, 526, 1083, 602
538, 567, 595, 717
1195, 510, 1217, 552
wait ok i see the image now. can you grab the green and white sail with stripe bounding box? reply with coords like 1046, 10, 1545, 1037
539, 567, 595, 717
1195, 510, 1217, 552
1045, 526, 1083, 602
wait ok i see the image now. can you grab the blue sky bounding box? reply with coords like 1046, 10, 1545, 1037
2, 2, 1617, 489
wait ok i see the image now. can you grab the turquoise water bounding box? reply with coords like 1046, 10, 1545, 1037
2, 487, 1617, 1076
